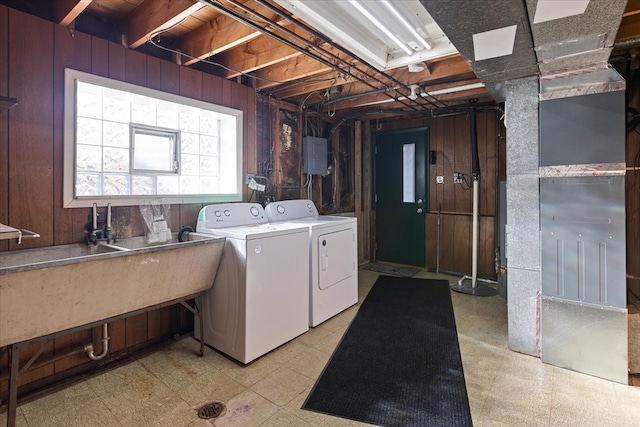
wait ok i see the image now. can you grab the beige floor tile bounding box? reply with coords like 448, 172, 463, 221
10, 267, 640, 427
216, 354, 281, 388
0, 407, 32, 427
285, 345, 331, 380
251, 366, 314, 406
213, 389, 279, 427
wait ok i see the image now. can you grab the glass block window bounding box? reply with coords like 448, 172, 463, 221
64, 68, 243, 208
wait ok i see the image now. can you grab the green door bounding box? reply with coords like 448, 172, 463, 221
374, 127, 429, 267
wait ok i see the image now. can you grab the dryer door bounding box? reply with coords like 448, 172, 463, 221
317, 228, 354, 290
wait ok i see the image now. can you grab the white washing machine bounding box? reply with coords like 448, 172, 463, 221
265, 199, 358, 327
195, 203, 309, 363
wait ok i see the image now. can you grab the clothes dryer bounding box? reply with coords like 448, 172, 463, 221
265, 199, 358, 327
195, 203, 309, 363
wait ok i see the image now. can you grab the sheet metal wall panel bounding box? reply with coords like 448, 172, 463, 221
540, 176, 625, 308
541, 296, 628, 384
539, 90, 625, 167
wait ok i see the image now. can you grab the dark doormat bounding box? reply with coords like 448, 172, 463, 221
360, 262, 420, 277
302, 275, 472, 427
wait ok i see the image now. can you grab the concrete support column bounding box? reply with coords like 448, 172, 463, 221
505, 76, 541, 356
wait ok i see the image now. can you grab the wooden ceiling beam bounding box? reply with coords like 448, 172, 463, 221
179, 5, 288, 66
269, 54, 474, 99
211, 24, 321, 78
124, 0, 204, 49
52, 0, 92, 27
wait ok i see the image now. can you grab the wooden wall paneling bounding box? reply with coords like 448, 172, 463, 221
51, 25, 95, 373
332, 129, 341, 207
363, 120, 372, 262
439, 213, 455, 272
0, 5, 8, 253
8, 10, 54, 250
8, 9, 56, 387
626, 63, 640, 302
453, 214, 472, 274
454, 113, 472, 214
479, 216, 497, 279
246, 87, 257, 198
354, 121, 364, 262
53, 26, 92, 246
478, 111, 497, 217
425, 213, 437, 270
441, 115, 455, 212
430, 117, 442, 214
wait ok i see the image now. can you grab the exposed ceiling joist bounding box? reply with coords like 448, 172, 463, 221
52, 0, 92, 27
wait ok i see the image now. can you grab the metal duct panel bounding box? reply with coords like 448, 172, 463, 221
541, 296, 628, 384
539, 90, 625, 165
419, 0, 537, 87
526, 0, 626, 75
540, 64, 625, 100
540, 175, 626, 308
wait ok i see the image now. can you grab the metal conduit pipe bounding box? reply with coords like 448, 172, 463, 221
84, 323, 110, 361
210, 0, 440, 110
327, 102, 499, 139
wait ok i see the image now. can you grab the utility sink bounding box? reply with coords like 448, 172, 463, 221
0, 234, 225, 347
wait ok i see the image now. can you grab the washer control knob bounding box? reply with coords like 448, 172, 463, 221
224, 210, 231, 216
277, 204, 285, 214
249, 206, 260, 216
214, 210, 222, 217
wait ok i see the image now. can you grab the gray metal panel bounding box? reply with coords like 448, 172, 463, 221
540, 90, 625, 166
541, 296, 628, 384
540, 176, 626, 308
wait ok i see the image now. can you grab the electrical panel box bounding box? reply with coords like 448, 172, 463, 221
303, 136, 328, 175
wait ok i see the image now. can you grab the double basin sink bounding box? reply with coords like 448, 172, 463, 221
0, 234, 225, 347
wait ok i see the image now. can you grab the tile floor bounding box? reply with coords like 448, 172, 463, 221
2, 269, 640, 426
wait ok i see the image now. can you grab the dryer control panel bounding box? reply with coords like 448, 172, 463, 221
197, 203, 267, 230
265, 199, 318, 221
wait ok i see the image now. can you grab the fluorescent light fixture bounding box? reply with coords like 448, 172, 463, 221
426, 82, 485, 96
533, 0, 590, 24
348, 0, 413, 56
472, 25, 517, 61
381, 0, 431, 50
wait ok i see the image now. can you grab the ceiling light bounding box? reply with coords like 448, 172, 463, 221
426, 82, 485, 96
381, 0, 432, 50
408, 84, 421, 100
347, 0, 413, 56
408, 62, 426, 73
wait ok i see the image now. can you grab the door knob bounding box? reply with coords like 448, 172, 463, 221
417, 208, 423, 213
417, 198, 423, 204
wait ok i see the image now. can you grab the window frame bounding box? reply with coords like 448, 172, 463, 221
63, 68, 243, 208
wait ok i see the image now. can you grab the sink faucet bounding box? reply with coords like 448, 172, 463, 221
88, 203, 115, 245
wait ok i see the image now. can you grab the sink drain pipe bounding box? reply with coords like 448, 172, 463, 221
84, 323, 110, 360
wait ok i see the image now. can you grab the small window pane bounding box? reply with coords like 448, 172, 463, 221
157, 175, 179, 194
103, 174, 130, 195
132, 94, 157, 126
132, 129, 177, 173
77, 82, 102, 119
103, 121, 129, 148
132, 175, 155, 194
103, 147, 129, 172
103, 89, 130, 123
77, 173, 100, 196
200, 113, 218, 135
77, 145, 102, 171
181, 154, 199, 176
179, 107, 199, 133
157, 101, 179, 129
181, 133, 199, 154
77, 117, 102, 145
180, 176, 199, 194
200, 135, 218, 156
200, 156, 219, 176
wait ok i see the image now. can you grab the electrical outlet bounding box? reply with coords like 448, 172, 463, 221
453, 172, 463, 184
436, 175, 444, 184
245, 173, 255, 185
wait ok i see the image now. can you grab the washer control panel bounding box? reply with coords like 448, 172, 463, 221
265, 199, 319, 221
197, 203, 267, 230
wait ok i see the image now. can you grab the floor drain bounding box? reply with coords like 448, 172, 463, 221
197, 401, 226, 420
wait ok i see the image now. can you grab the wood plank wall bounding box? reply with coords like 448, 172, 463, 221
0, 7, 256, 399
372, 110, 502, 279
